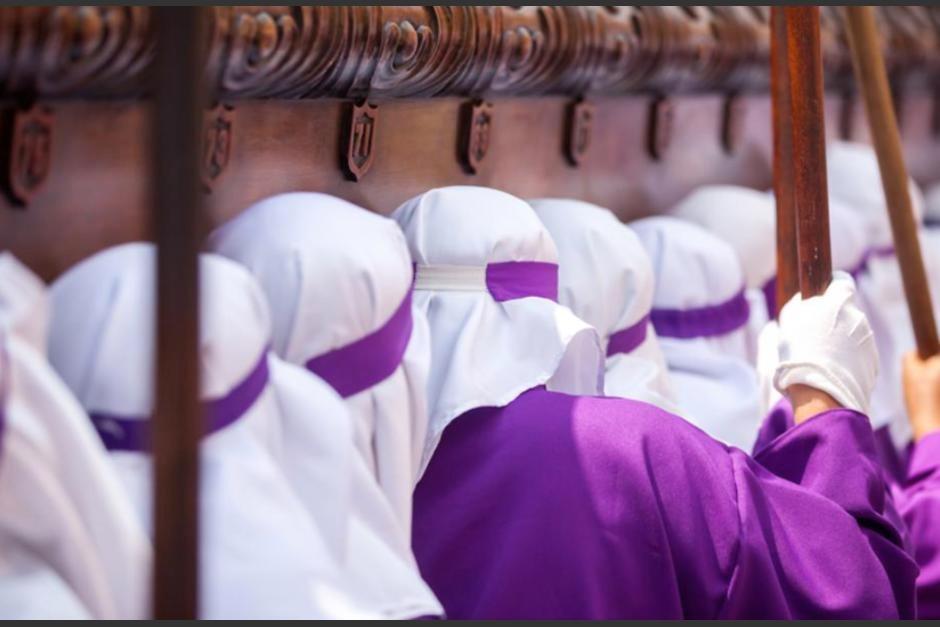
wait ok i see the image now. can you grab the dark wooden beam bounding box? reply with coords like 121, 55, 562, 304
785, 7, 832, 298
151, 6, 205, 619
845, 6, 940, 358
771, 7, 799, 317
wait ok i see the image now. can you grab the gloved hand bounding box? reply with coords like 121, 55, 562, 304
773, 272, 878, 417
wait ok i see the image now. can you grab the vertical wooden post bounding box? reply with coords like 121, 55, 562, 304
784, 7, 832, 298
770, 7, 800, 317
151, 7, 205, 619
844, 6, 940, 358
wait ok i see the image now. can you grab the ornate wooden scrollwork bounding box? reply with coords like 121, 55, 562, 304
1, 6, 938, 101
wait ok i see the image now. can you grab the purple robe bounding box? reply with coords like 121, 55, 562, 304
754, 398, 912, 486
413, 388, 916, 619
896, 432, 940, 618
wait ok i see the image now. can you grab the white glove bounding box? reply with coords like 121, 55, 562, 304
756, 320, 783, 415
773, 272, 879, 416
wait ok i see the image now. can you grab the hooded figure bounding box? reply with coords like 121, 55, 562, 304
47, 243, 370, 619
0, 252, 151, 619
631, 216, 762, 451
209, 193, 443, 619
0, 343, 90, 619
530, 198, 676, 411
923, 183, 940, 313
827, 140, 924, 450
670, 185, 777, 365
396, 186, 915, 619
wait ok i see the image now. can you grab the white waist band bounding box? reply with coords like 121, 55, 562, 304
413, 264, 487, 292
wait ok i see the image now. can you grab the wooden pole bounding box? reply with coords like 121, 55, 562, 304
151, 7, 205, 618
844, 6, 940, 358
784, 7, 832, 298
770, 7, 800, 317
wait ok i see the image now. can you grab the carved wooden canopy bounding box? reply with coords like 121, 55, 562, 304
1, 6, 938, 101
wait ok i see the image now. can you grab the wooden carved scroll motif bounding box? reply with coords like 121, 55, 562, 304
1, 7, 938, 102
1, 104, 53, 206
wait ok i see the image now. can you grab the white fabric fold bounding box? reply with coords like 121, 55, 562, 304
209, 193, 443, 619
392, 186, 604, 465
632, 216, 762, 451
923, 183, 940, 318
47, 243, 370, 619
669, 185, 775, 365
530, 197, 676, 412
414, 265, 487, 292
828, 140, 921, 440
0, 252, 151, 620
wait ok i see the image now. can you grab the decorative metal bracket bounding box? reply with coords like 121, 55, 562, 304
201, 104, 234, 193
459, 100, 493, 175
1, 104, 53, 207
565, 99, 594, 166
721, 93, 745, 155
647, 96, 673, 161
342, 101, 379, 181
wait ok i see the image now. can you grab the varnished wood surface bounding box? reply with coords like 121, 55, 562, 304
4, 90, 940, 282
785, 7, 832, 298
770, 7, 798, 317
151, 7, 202, 619
846, 6, 940, 357
1, 7, 938, 101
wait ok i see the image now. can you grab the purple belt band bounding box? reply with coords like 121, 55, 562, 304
486, 261, 558, 302
306, 290, 413, 398
606, 314, 650, 357
89, 349, 270, 452
651, 289, 750, 339
763, 253, 872, 316
762, 278, 777, 321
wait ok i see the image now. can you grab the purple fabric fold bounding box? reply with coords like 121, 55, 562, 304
650, 289, 750, 340
306, 289, 413, 398
606, 314, 649, 357
763, 253, 870, 320
485, 261, 558, 302
762, 277, 777, 321
414, 388, 916, 619
894, 432, 940, 618
867, 245, 896, 262
89, 349, 270, 452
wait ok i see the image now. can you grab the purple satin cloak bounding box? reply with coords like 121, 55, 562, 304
896, 432, 940, 618
754, 399, 913, 487
413, 388, 916, 619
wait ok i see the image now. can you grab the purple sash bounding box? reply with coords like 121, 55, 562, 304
306, 290, 413, 398
868, 244, 895, 259
89, 349, 270, 452
651, 289, 749, 339
486, 262, 558, 302
763, 250, 872, 316
606, 314, 650, 357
